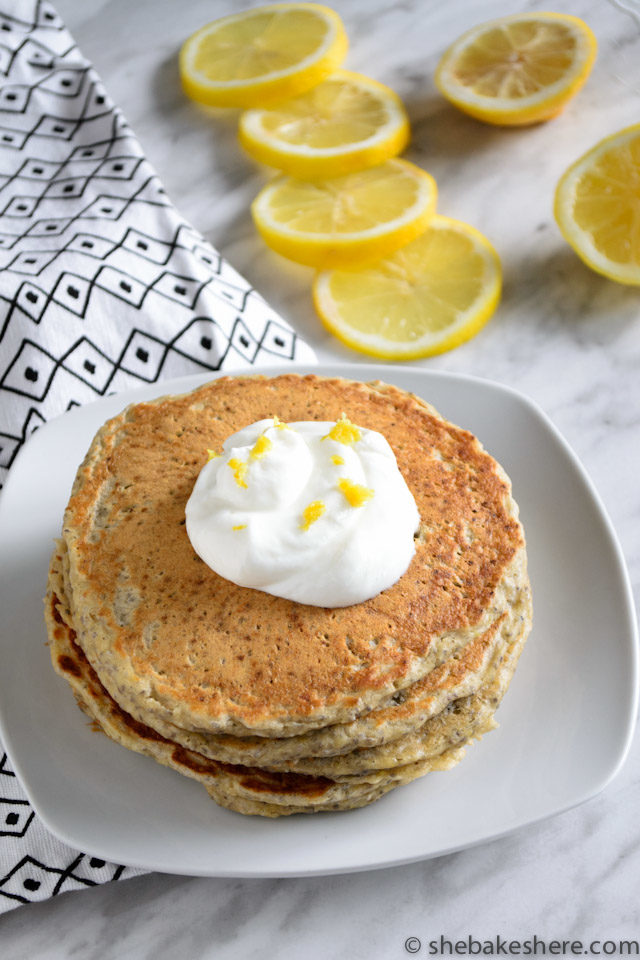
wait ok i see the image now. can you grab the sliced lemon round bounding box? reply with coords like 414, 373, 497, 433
180, 3, 348, 108
555, 124, 640, 285
251, 158, 437, 269
435, 12, 596, 126
238, 70, 410, 178
313, 216, 501, 360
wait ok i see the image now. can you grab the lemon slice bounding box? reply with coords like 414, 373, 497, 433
180, 3, 348, 108
251, 159, 437, 269
238, 70, 410, 178
313, 216, 501, 360
554, 124, 640, 285
435, 12, 596, 126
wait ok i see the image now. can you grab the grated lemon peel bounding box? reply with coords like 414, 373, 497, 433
250, 434, 272, 460
338, 477, 374, 507
323, 414, 361, 445
228, 458, 248, 488
300, 500, 326, 530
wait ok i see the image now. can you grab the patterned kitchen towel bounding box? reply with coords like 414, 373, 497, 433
0, 0, 315, 913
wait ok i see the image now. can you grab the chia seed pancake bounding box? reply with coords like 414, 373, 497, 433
47, 544, 530, 783
48, 540, 525, 766
58, 374, 527, 739
45, 587, 467, 815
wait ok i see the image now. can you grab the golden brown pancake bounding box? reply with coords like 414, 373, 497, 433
46, 579, 531, 815
59, 374, 526, 738
47, 544, 530, 786
45, 587, 468, 815
49, 538, 524, 766
45, 374, 532, 816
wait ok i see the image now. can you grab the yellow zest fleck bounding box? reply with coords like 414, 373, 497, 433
272, 415, 287, 430
207, 449, 220, 461
232, 524, 247, 531
331, 454, 345, 466
323, 414, 361, 445
300, 500, 325, 531
338, 478, 374, 508
250, 434, 272, 460
228, 458, 248, 488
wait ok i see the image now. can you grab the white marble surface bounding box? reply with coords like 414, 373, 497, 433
2, 0, 640, 955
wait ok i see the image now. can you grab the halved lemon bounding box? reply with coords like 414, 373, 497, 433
238, 70, 410, 178
180, 3, 348, 108
251, 158, 437, 269
313, 216, 501, 360
555, 124, 640, 285
435, 12, 596, 126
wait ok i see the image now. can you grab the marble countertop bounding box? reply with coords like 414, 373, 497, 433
2, 0, 639, 955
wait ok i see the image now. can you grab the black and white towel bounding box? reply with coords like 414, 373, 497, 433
0, 0, 314, 913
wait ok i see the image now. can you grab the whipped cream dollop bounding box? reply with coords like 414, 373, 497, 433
185, 417, 420, 607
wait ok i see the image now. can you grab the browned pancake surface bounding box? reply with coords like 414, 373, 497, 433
47, 592, 337, 801
63, 374, 523, 732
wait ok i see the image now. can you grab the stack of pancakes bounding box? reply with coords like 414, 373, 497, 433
45, 374, 532, 817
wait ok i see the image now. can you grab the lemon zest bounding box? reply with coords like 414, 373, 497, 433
250, 435, 272, 460
207, 449, 220, 461
338, 478, 374, 508
323, 414, 361, 445
228, 458, 248, 489
331, 454, 345, 466
300, 500, 325, 531
232, 524, 247, 531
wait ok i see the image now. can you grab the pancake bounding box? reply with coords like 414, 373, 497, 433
47, 544, 530, 783
48, 539, 520, 765
59, 374, 526, 739
45, 373, 532, 816
45, 589, 467, 815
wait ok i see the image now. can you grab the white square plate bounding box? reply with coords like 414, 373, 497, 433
0, 364, 637, 876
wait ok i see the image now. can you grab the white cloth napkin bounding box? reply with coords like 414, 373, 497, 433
0, 0, 314, 913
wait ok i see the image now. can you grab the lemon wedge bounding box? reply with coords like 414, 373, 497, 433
435, 12, 596, 126
251, 158, 437, 269
180, 3, 347, 108
554, 124, 640, 285
313, 216, 501, 360
238, 70, 410, 178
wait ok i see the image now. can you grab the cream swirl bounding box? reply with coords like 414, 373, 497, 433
185, 417, 419, 607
